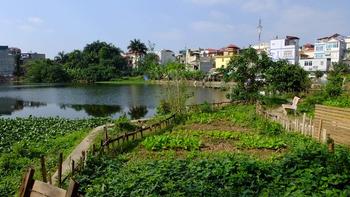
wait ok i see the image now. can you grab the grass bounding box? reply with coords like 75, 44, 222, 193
96, 76, 147, 85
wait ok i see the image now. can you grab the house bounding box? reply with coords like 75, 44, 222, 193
215, 44, 240, 69
344, 36, 350, 64
300, 43, 315, 59
124, 52, 138, 68
176, 49, 215, 72
0, 46, 16, 77
251, 42, 270, 54
270, 36, 300, 64
21, 52, 46, 64
299, 58, 331, 72
314, 33, 346, 64
157, 49, 175, 65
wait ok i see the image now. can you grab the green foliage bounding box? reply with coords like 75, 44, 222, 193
315, 70, 324, 79
265, 61, 310, 93
142, 135, 202, 151
25, 59, 70, 83
157, 99, 172, 115
226, 48, 269, 103
114, 115, 138, 133
325, 72, 344, 97
76, 104, 350, 196
237, 134, 287, 149
0, 117, 109, 196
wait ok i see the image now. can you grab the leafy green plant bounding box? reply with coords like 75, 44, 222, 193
0, 117, 109, 196
237, 134, 287, 150
142, 135, 202, 151
114, 115, 138, 133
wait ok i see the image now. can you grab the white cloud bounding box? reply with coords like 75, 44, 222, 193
154, 29, 185, 41
191, 21, 235, 32
188, 0, 231, 5
27, 17, 44, 25
241, 0, 278, 12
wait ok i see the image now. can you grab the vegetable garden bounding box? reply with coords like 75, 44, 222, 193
75, 105, 350, 196
0, 117, 110, 196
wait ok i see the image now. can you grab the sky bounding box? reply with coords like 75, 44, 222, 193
0, 0, 349, 58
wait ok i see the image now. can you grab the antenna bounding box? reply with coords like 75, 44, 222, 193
257, 18, 263, 43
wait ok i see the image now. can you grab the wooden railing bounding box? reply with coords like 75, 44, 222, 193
256, 103, 332, 145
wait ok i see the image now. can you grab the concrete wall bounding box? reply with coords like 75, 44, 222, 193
0, 46, 15, 76
300, 58, 330, 72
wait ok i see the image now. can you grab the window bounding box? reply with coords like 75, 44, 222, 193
304, 61, 308, 66
309, 61, 313, 66
315, 54, 323, 58
326, 44, 332, 50
320, 61, 324, 65
316, 45, 324, 51
283, 50, 293, 58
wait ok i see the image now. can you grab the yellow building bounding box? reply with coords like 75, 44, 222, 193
215, 44, 240, 68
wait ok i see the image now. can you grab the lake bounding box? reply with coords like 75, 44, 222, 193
0, 83, 228, 119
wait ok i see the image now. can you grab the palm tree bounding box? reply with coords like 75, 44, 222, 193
54, 51, 68, 64
127, 39, 148, 67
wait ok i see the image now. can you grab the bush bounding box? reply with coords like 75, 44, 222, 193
114, 115, 138, 133
157, 100, 172, 115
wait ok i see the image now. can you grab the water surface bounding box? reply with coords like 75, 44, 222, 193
0, 84, 228, 119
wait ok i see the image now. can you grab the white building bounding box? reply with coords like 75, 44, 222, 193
344, 36, 350, 63
270, 36, 300, 64
251, 42, 270, 54
314, 33, 346, 64
157, 49, 175, 65
299, 58, 331, 72
0, 46, 15, 77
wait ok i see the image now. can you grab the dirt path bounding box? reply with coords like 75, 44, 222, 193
51, 119, 150, 185
51, 124, 112, 185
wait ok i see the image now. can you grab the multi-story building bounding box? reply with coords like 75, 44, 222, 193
251, 42, 270, 54
344, 36, 350, 64
21, 52, 45, 64
299, 58, 331, 72
300, 44, 315, 59
215, 44, 240, 69
270, 36, 300, 64
314, 33, 346, 64
0, 46, 16, 77
157, 49, 175, 65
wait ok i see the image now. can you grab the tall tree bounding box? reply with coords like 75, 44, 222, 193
127, 39, 148, 67
54, 51, 68, 64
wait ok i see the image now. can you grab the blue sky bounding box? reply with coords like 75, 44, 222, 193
0, 0, 349, 58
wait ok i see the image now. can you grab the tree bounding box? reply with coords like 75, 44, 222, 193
25, 59, 70, 83
265, 61, 310, 94
13, 54, 23, 77
127, 39, 148, 67
54, 51, 68, 64
225, 48, 270, 103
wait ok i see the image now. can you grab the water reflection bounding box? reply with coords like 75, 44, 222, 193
61, 104, 122, 117
0, 97, 46, 115
128, 105, 148, 120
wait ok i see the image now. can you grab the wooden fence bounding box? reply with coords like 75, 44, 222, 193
314, 105, 350, 145
256, 103, 331, 145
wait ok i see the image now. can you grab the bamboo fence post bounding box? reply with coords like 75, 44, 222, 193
19, 168, 35, 197
48, 171, 52, 185
327, 134, 335, 153
92, 144, 96, 155
317, 119, 323, 141
82, 151, 86, 168
58, 152, 63, 187
40, 155, 47, 183
104, 127, 109, 151
71, 160, 75, 176
322, 129, 327, 143
302, 113, 306, 134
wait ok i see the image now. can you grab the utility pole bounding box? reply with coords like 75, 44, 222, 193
257, 18, 263, 51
